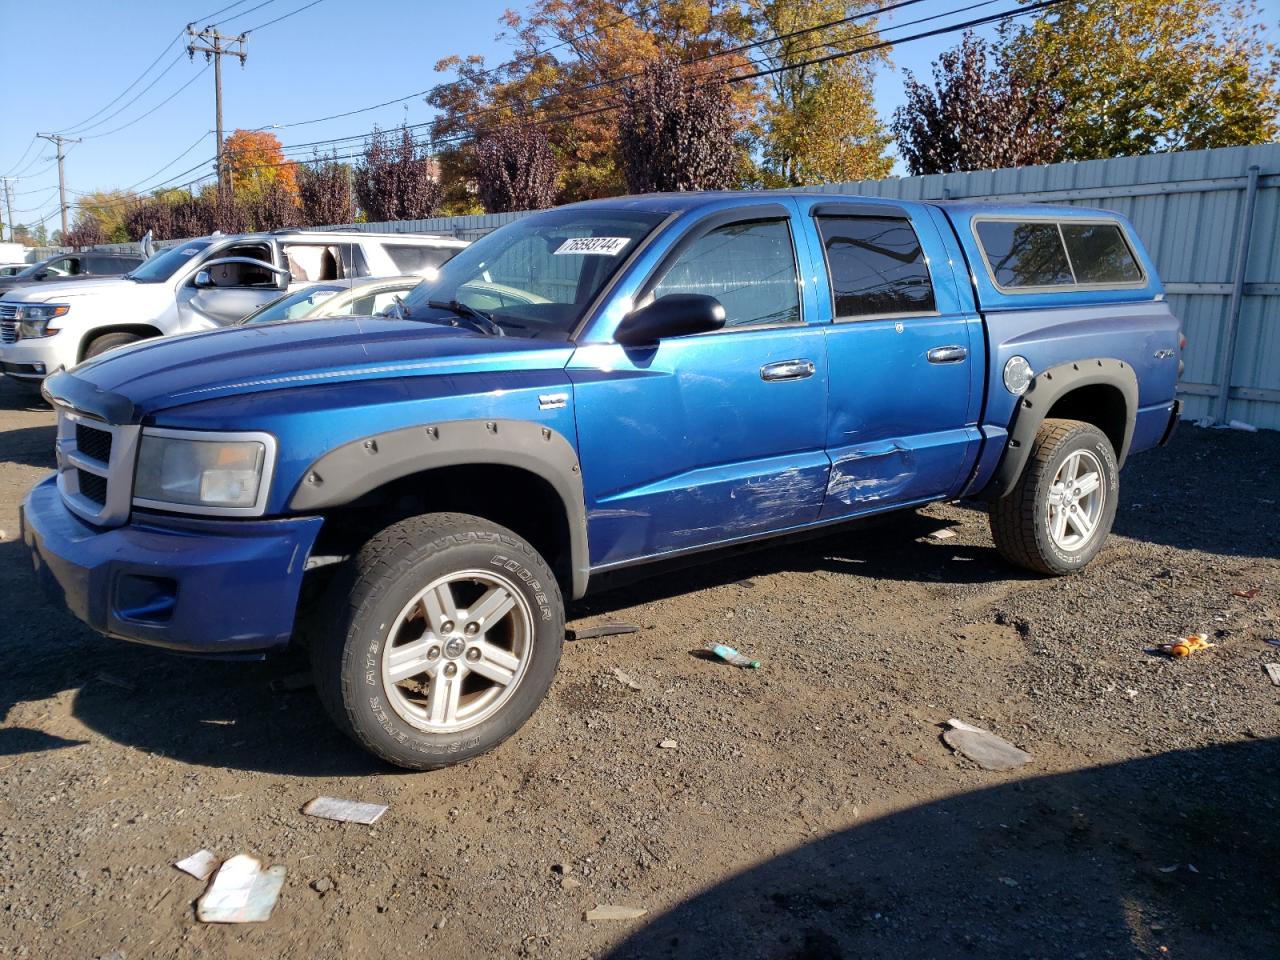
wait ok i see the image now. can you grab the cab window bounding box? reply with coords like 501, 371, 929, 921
204, 242, 275, 287
817, 216, 935, 319
650, 219, 801, 329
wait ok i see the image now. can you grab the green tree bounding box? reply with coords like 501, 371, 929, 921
750, 0, 892, 185
1004, 0, 1280, 159
74, 190, 138, 244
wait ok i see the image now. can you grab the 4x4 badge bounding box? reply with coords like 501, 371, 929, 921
1154, 348, 1175, 360
538, 393, 568, 410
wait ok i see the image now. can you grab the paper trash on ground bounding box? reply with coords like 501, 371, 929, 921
943, 719, 1032, 772
174, 849, 219, 881
303, 796, 389, 825
196, 854, 286, 923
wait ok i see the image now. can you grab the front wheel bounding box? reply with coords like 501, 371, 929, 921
312, 512, 564, 770
990, 418, 1119, 575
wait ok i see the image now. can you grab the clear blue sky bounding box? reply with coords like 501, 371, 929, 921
4, 0, 1263, 232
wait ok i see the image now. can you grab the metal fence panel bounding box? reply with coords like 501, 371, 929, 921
65, 144, 1278, 427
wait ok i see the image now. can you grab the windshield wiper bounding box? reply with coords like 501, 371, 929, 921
427, 299, 505, 337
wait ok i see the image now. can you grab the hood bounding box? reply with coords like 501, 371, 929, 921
64, 314, 574, 421
0, 276, 133, 302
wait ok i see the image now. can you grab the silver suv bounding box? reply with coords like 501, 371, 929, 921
0, 229, 468, 382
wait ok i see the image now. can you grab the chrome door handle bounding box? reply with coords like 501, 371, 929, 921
760, 358, 816, 381
927, 345, 968, 364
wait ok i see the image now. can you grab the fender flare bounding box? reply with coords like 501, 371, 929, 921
288, 419, 589, 599
983, 358, 1138, 500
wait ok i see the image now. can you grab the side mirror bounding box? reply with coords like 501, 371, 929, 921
34, 271, 48, 280
615, 294, 726, 346
194, 270, 213, 288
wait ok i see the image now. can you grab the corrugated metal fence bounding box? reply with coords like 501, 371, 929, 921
800, 144, 1280, 429
71, 143, 1279, 427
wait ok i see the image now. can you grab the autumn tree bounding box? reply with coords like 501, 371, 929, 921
893, 32, 1060, 176
73, 190, 138, 243
353, 125, 444, 222
429, 1, 754, 202
618, 55, 741, 192
750, 0, 892, 185
475, 124, 559, 212
222, 129, 300, 211
297, 151, 355, 226
1004, 0, 1280, 159
61, 214, 106, 250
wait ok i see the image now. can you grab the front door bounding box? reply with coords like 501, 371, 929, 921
805, 203, 980, 518
570, 209, 830, 569
178, 240, 283, 329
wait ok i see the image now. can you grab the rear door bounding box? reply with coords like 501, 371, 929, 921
796, 199, 982, 518
570, 202, 831, 568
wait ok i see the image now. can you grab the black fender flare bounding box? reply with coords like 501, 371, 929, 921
289, 419, 589, 599
983, 358, 1138, 500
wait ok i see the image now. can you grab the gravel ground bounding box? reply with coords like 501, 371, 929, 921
0, 375, 1276, 960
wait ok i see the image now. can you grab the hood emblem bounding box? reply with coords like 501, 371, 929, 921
1154, 348, 1175, 360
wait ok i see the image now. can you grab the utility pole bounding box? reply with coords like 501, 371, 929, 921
186, 24, 247, 199
0, 177, 14, 242
36, 133, 81, 238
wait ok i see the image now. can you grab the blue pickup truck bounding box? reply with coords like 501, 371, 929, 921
20, 191, 1182, 769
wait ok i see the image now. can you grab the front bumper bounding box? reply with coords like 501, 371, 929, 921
20, 475, 324, 655
0, 334, 65, 380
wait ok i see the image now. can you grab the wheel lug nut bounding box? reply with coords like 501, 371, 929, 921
427, 646, 441, 659
465, 647, 481, 662
441, 620, 455, 634
464, 622, 479, 635
443, 662, 458, 677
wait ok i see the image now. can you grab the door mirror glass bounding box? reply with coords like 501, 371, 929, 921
194, 270, 213, 288
615, 293, 726, 346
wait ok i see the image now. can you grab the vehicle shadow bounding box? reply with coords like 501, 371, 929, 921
0, 376, 46, 411
0, 537, 381, 776
574, 508, 1029, 619
0, 424, 56, 469
607, 738, 1280, 960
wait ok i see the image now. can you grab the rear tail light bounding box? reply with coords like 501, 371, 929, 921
1178, 332, 1187, 377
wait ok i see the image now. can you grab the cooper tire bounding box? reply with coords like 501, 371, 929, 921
312, 512, 564, 770
990, 418, 1119, 576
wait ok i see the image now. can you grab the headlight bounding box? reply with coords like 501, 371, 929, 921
17, 303, 69, 338
133, 428, 277, 515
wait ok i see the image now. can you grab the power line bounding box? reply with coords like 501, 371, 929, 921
68, 50, 190, 137
260, 1, 659, 132
58, 35, 187, 135
1, 137, 38, 178
240, 0, 327, 33
81, 65, 212, 141
211, 0, 280, 27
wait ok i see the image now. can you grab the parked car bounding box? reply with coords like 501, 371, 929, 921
0, 251, 143, 296
21, 193, 1182, 771
238, 276, 423, 325
0, 230, 466, 382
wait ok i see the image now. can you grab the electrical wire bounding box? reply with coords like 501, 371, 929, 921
240, 0, 328, 33
1, 137, 38, 178
81, 65, 211, 140
57, 34, 187, 135
68, 50, 189, 137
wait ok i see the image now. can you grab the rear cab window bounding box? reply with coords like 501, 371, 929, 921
974, 217, 1145, 292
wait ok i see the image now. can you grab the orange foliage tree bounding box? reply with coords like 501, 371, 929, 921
222, 129, 300, 210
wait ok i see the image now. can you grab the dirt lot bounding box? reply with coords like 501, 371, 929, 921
0, 374, 1277, 960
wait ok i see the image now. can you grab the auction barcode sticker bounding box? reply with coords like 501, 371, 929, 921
554, 237, 630, 256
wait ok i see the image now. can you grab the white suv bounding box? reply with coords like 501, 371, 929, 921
0, 230, 467, 382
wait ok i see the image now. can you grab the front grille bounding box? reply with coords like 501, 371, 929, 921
0, 321, 15, 344
75, 423, 113, 464
54, 411, 139, 527
77, 470, 108, 505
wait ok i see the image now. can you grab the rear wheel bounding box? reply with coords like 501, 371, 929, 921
82, 331, 143, 361
312, 512, 564, 770
990, 418, 1119, 575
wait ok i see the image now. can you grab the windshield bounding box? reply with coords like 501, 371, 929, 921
14, 259, 51, 279
397, 208, 666, 339
126, 238, 215, 283
239, 283, 347, 324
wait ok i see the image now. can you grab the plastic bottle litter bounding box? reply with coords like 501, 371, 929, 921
1154, 633, 1212, 659
706, 643, 761, 669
